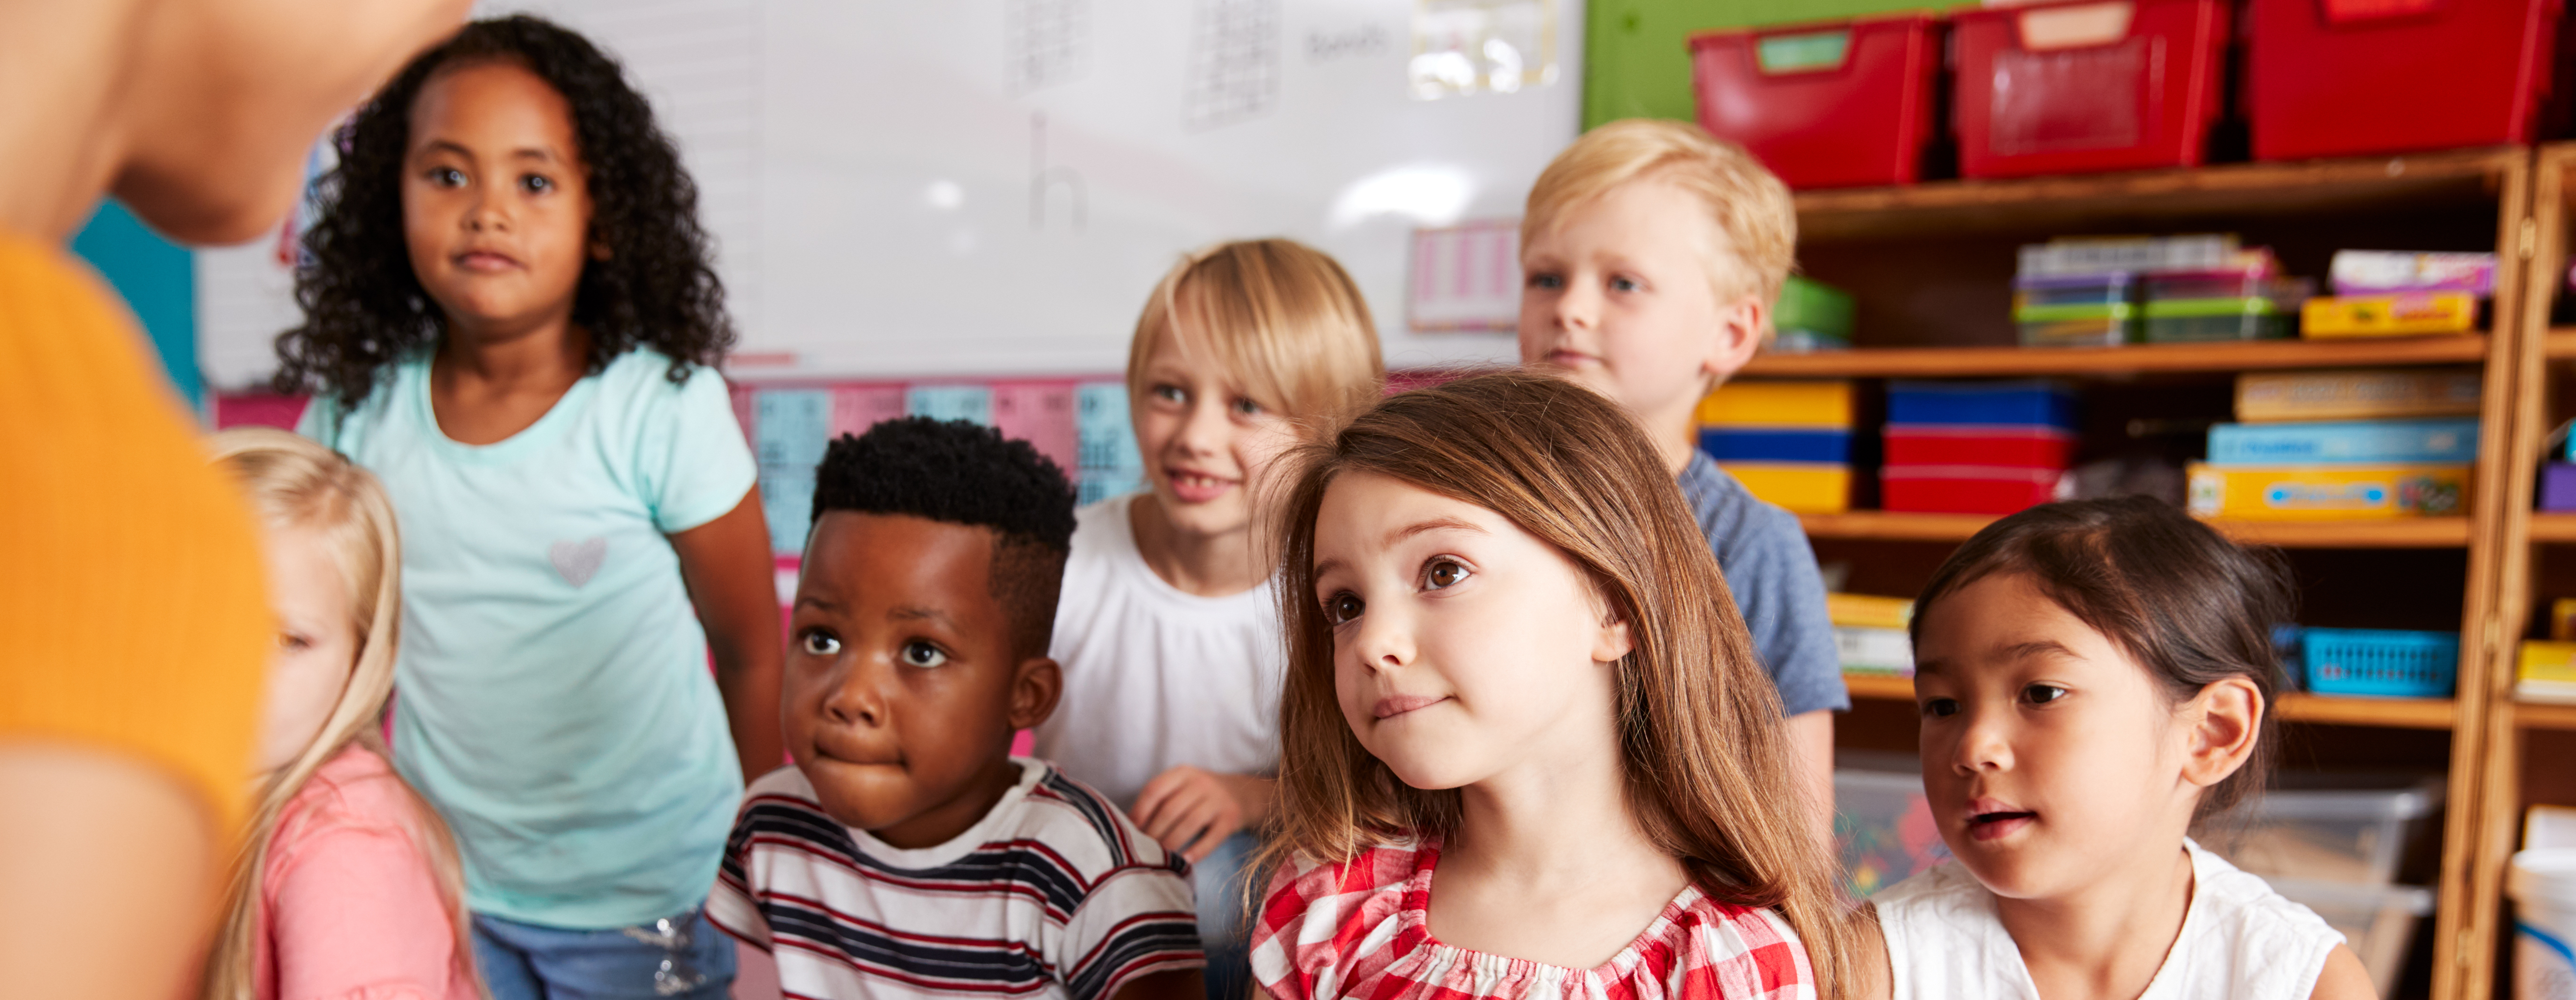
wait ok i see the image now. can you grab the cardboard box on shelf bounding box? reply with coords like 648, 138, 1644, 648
2186, 463, 2470, 520
2233, 369, 2483, 423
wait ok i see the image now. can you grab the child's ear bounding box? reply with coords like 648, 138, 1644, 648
1591, 600, 1636, 666
2178, 676, 2262, 791
1702, 292, 1768, 382
1007, 656, 1063, 732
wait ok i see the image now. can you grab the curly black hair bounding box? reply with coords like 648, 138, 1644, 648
813, 417, 1079, 658
272, 15, 732, 406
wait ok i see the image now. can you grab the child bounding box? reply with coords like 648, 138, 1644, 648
1251, 371, 1863, 999
1034, 238, 1384, 996
1873, 497, 2373, 999
1516, 119, 1844, 824
201, 428, 478, 1000
709, 417, 1206, 1000
278, 17, 779, 999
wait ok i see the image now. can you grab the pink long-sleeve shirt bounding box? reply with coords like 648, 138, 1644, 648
254, 745, 479, 1000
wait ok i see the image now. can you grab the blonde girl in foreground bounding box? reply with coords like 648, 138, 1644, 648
203, 428, 479, 1000
1250, 371, 1864, 999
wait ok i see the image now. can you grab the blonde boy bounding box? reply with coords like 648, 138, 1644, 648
1518, 119, 1845, 823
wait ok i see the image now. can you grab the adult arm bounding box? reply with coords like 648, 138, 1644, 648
0, 748, 216, 1000
671, 488, 787, 784
1133, 766, 1275, 862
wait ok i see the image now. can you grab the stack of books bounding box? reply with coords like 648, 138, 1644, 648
2188, 369, 2479, 521
1696, 380, 1854, 514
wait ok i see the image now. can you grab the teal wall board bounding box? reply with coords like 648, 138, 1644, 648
70, 199, 200, 408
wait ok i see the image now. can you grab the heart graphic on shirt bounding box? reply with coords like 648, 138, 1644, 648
549, 537, 608, 588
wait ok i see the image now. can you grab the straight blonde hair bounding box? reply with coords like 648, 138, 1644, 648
1523, 119, 1798, 316
1127, 238, 1386, 423
199, 427, 478, 1000
1261, 371, 1867, 997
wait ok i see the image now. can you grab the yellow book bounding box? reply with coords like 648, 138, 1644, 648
2185, 463, 2470, 520
2523, 641, 2576, 685
1717, 462, 1850, 514
1827, 593, 1914, 631
2301, 292, 2477, 338
1698, 380, 1854, 428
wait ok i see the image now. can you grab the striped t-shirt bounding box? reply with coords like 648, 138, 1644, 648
709, 758, 1204, 1000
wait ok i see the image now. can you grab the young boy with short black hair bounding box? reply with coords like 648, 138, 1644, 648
707, 417, 1205, 1000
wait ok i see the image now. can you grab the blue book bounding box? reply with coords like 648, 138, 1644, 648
1698, 427, 1852, 464
1888, 380, 2078, 430
2207, 418, 2479, 465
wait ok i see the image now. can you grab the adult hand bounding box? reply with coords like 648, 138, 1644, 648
1130, 765, 1274, 862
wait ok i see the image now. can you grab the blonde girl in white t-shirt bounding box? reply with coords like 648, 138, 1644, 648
1033, 238, 1385, 999
1870, 497, 2375, 1000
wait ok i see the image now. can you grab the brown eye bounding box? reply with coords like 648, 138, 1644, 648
1325, 592, 1365, 625
1424, 559, 1471, 590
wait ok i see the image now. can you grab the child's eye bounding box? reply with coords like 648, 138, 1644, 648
899, 641, 949, 668
520, 173, 554, 194
1422, 558, 1471, 591
1609, 276, 1641, 293
799, 630, 841, 656
1525, 272, 1563, 291
1231, 397, 1262, 417
1921, 697, 1960, 718
2023, 684, 2069, 705
1151, 384, 1187, 405
1323, 591, 1365, 625
425, 167, 466, 187
277, 631, 312, 653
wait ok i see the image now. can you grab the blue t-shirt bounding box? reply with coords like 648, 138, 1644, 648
302, 347, 757, 928
1676, 451, 1849, 716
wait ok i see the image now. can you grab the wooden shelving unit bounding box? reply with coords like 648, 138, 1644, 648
1779, 149, 2535, 1000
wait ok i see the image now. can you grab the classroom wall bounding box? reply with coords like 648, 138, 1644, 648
1583, 0, 1928, 128
72, 199, 202, 409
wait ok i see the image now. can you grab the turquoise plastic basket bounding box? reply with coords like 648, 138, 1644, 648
2301, 628, 2460, 699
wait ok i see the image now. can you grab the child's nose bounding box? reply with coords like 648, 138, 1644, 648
1351, 604, 1415, 673
823, 661, 890, 728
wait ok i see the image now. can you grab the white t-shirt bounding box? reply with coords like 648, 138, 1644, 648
1876, 839, 2346, 1000
1032, 494, 1284, 810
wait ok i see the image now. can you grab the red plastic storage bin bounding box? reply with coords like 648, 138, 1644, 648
1884, 427, 2076, 468
1688, 13, 1944, 189
2249, 0, 2560, 160
1950, 0, 2230, 179
1882, 466, 2065, 514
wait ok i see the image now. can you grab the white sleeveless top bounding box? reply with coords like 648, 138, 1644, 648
1875, 839, 2346, 1000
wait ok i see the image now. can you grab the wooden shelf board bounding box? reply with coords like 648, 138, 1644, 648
1796, 148, 2521, 241
1741, 336, 2489, 379
2530, 514, 2576, 543
1843, 674, 2454, 729
2519, 701, 2576, 730
1801, 512, 2471, 548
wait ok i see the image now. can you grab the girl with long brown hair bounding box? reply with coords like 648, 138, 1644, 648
201, 428, 480, 1000
1248, 370, 1865, 999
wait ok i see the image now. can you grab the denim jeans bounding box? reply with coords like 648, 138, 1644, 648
1196, 830, 1257, 1000
472, 905, 736, 1000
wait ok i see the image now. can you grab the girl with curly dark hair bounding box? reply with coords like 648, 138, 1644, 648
278, 17, 780, 1000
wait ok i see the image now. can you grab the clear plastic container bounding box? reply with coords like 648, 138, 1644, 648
2196, 773, 2445, 886
1833, 755, 1948, 898
2267, 878, 2435, 998
2015, 272, 2139, 308
2143, 296, 2291, 342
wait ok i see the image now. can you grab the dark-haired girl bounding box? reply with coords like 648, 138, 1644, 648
277, 16, 779, 1000
1871, 497, 2373, 1000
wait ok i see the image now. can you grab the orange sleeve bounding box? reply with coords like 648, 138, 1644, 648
0, 233, 268, 835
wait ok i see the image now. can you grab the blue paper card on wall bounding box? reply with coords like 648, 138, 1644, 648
1076, 382, 1145, 505
908, 385, 993, 426
754, 389, 831, 553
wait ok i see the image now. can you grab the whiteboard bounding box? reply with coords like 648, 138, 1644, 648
196, 0, 1582, 389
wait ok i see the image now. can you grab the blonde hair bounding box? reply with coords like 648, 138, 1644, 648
1127, 238, 1386, 423
199, 428, 478, 1000
1261, 371, 1867, 997
1522, 119, 1798, 316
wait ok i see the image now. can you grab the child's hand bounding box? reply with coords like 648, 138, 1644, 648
1131, 765, 1274, 862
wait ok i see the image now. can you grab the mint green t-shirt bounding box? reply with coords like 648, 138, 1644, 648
303, 348, 755, 928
